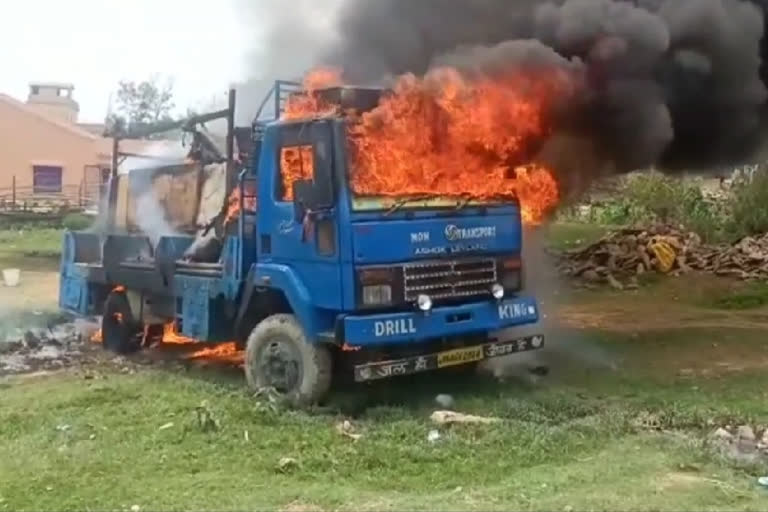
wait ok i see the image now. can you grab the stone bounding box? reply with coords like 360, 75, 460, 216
431, 410, 501, 425
711, 428, 734, 441
737, 425, 756, 442
276, 457, 298, 473
435, 394, 455, 409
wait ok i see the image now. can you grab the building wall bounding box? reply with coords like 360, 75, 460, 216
0, 98, 108, 199
26, 103, 78, 124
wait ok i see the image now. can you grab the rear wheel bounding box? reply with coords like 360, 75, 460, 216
102, 291, 142, 354
244, 314, 332, 406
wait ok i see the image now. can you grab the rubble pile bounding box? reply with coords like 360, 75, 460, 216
556, 225, 768, 287
709, 425, 768, 465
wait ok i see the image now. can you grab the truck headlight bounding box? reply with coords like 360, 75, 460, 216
417, 294, 433, 312
491, 283, 505, 300
357, 266, 401, 307
362, 284, 392, 306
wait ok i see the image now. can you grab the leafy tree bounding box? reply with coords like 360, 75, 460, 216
106, 75, 175, 137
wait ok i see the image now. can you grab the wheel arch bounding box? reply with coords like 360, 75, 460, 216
234, 264, 324, 344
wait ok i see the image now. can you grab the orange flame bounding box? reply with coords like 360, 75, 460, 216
282, 66, 566, 224
279, 146, 314, 201
283, 67, 344, 120
161, 323, 243, 365
223, 185, 257, 226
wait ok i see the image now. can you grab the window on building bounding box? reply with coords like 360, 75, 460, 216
31, 86, 40, 95
278, 145, 314, 201
32, 166, 63, 194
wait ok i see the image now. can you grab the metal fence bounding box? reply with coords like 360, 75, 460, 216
0, 181, 102, 214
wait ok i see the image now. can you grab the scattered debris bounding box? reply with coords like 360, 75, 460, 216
194, 401, 221, 432
708, 425, 768, 464
158, 422, 174, 431
276, 457, 299, 473
427, 429, 441, 443
758, 476, 768, 488
0, 321, 88, 375
556, 225, 768, 286
335, 420, 362, 441
55, 424, 71, 432
244, 430, 250, 442
131, 505, 141, 512
430, 410, 501, 425
435, 394, 455, 409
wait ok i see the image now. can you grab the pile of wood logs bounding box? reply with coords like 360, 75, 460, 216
556, 225, 768, 288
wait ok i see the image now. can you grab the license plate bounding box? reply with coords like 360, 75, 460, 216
354, 334, 544, 382
437, 346, 484, 368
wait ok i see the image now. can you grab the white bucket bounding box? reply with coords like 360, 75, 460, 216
2, 268, 20, 287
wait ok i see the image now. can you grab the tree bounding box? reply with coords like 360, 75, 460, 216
106, 75, 176, 137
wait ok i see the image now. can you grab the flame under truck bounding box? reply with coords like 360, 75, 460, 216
59, 81, 545, 405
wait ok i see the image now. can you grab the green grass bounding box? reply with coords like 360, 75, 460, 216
703, 282, 768, 311
0, 228, 63, 270
1, 328, 767, 511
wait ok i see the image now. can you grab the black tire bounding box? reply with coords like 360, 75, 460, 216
245, 314, 332, 406
102, 291, 141, 354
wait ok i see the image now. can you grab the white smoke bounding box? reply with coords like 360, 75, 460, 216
119, 141, 189, 246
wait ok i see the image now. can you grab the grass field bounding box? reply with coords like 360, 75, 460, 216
0, 228, 62, 271
2, 327, 767, 511
2, 225, 768, 510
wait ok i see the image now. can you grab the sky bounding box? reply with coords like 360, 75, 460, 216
0, 1, 252, 123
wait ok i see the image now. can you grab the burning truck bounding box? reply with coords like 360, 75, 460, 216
59, 70, 558, 405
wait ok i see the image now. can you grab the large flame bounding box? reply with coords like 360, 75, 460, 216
283, 67, 565, 224
283, 67, 343, 120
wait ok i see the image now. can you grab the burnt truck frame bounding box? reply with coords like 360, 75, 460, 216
59, 81, 544, 405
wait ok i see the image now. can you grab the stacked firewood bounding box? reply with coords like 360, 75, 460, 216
556, 225, 768, 288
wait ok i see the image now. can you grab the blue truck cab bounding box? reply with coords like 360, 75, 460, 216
59, 81, 544, 405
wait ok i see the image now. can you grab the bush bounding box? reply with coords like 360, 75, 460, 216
62, 213, 92, 231
557, 172, 730, 243
727, 167, 768, 239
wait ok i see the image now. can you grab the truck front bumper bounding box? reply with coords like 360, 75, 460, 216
342, 295, 540, 347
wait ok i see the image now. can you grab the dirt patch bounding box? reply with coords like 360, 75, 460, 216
557, 275, 768, 333
0, 270, 59, 316
656, 472, 712, 491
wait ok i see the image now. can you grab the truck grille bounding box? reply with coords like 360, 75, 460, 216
403, 258, 497, 302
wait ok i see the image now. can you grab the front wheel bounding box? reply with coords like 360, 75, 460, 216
244, 314, 332, 406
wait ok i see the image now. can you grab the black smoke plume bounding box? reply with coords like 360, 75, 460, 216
237, 0, 768, 198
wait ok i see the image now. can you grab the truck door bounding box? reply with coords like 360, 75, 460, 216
258, 119, 342, 310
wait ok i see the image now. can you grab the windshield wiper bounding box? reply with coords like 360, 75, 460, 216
383, 195, 434, 216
